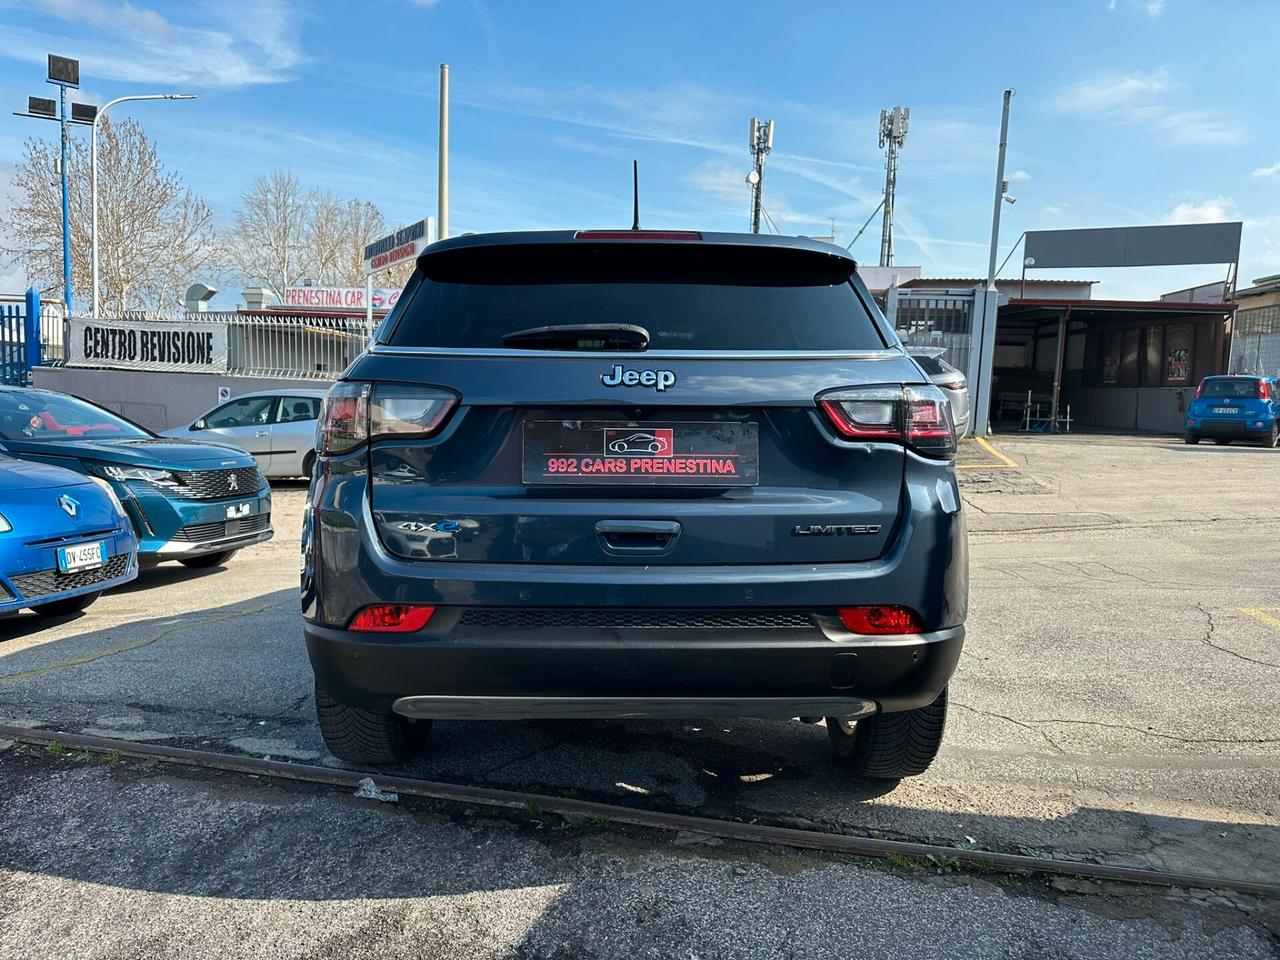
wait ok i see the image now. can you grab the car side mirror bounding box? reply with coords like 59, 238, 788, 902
192, 418, 206, 431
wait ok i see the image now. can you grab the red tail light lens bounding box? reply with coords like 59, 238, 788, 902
1195, 381, 1205, 398
318, 382, 370, 454
319, 383, 458, 455
1260, 379, 1271, 400
838, 605, 923, 635
819, 385, 957, 458
348, 604, 436, 632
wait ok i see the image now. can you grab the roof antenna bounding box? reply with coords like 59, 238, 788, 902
631, 160, 640, 230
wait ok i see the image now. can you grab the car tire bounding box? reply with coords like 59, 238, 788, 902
30, 591, 101, 618
314, 683, 430, 765
826, 687, 947, 779
1183, 433, 1200, 445
302, 451, 316, 480
178, 550, 238, 569
1213, 438, 1232, 446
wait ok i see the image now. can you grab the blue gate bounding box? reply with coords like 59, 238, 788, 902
0, 288, 41, 385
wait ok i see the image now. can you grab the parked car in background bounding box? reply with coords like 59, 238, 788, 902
1184, 375, 1280, 446
303, 230, 967, 778
0, 455, 138, 618
161, 389, 325, 478
0, 386, 272, 568
907, 348, 969, 435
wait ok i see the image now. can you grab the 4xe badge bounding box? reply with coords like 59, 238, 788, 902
601, 364, 676, 392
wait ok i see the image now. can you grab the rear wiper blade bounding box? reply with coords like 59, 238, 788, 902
501, 323, 650, 351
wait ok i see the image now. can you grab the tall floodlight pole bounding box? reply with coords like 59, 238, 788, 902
971, 89, 1015, 436
878, 106, 909, 267
90, 93, 195, 315
13, 57, 95, 312
747, 117, 773, 234
58, 82, 71, 311
438, 64, 449, 241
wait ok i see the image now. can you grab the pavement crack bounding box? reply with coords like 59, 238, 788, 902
951, 701, 1066, 754
0, 600, 284, 685
1195, 603, 1280, 669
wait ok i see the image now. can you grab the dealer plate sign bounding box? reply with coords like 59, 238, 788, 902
522, 421, 758, 486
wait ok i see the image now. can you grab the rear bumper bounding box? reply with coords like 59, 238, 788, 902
304, 620, 964, 719
1186, 418, 1273, 437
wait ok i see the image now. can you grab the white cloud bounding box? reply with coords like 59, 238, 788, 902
1164, 196, 1238, 224
1253, 160, 1280, 179
1053, 67, 1243, 147
1106, 0, 1166, 16
409, 0, 440, 6
1009, 169, 1031, 182
0, 0, 304, 88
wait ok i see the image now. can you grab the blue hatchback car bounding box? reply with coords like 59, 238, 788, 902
0, 456, 138, 618
0, 386, 273, 567
1184, 376, 1280, 446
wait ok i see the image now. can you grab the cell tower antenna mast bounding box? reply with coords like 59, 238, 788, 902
878, 106, 909, 267
747, 117, 774, 234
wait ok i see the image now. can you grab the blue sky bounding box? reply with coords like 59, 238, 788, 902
1, 0, 1278, 302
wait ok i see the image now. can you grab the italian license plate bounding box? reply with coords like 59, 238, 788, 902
523, 420, 759, 486
57, 540, 107, 573
1212, 407, 1238, 414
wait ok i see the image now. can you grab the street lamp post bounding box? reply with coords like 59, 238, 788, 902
91, 93, 195, 316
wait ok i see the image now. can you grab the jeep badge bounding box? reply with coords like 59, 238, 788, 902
601, 364, 676, 392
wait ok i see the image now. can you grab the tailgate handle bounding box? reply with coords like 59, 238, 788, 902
595, 520, 681, 556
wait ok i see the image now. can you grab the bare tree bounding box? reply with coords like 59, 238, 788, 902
307, 193, 385, 287
2, 117, 216, 312
227, 170, 309, 300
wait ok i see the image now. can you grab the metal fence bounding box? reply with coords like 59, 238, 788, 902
891, 293, 976, 376
62, 312, 377, 379
1229, 304, 1280, 377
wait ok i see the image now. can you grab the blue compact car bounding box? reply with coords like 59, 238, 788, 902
0, 386, 273, 567
1184, 376, 1280, 446
0, 456, 138, 617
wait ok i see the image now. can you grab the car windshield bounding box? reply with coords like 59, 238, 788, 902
1202, 379, 1262, 398
0, 390, 151, 442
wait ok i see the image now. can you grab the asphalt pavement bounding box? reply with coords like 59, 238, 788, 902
2, 433, 1279, 956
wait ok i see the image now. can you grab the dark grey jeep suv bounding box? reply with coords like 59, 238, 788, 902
301, 229, 967, 777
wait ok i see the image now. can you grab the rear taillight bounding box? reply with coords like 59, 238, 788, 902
1260, 380, 1271, 400
318, 383, 458, 455
1195, 381, 1205, 398
819, 385, 957, 458
838, 605, 923, 635
348, 604, 436, 632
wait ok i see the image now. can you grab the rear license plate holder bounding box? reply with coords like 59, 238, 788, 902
523, 420, 759, 486
1212, 406, 1238, 414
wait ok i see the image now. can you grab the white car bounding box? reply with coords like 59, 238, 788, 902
161, 389, 326, 478
908, 349, 969, 435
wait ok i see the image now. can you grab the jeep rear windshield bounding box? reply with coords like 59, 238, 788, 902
1201, 378, 1264, 398
381, 242, 886, 351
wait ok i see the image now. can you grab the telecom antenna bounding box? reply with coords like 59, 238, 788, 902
878, 106, 909, 267
747, 117, 774, 234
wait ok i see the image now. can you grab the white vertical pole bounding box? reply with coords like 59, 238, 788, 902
366, 274, 373, 325
973, 89, 1014, 436
438, 64, 449, 241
